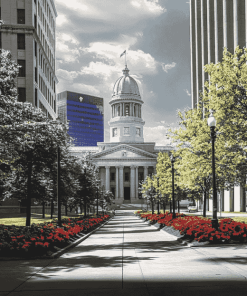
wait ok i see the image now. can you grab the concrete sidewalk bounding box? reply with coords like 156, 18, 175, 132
1, 210, 247, 296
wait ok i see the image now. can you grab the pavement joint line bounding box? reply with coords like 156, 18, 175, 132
50, 216, 114, 259
122, 222, 124, 289
0, 216, 114, 261
190, 246, 247, 280
3, 216, 114, 294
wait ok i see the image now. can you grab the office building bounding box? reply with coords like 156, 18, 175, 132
57, 91, 104, 146
190, 0, 247, 212
190, 0, 247, 109
0, 0, 57, 119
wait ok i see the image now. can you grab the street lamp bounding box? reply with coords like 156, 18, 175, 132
207, 110, 218, 229
96, 180, 100, 217
170, 153, 176, 219
157, 176, 160, 214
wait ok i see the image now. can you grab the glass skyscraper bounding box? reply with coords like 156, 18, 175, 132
57, 91, 104, 146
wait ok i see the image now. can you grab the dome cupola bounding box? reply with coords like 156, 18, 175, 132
112, 66, 141, 98
109, 66, 145, 143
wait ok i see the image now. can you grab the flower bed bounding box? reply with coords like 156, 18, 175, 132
0, 215, 109, 257
135, 211, 247, 244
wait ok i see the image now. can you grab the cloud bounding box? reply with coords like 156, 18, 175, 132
56, 33, 80, 63
144, 125, 172, 145
161, 62, 176, 73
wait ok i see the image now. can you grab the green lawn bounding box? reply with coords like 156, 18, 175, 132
0, 214, 89, 226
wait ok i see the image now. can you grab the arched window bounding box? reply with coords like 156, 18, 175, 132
125, 105, 129, 116
117, 105, 120, 116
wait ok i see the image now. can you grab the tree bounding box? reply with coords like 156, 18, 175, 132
202, 46, 247, 189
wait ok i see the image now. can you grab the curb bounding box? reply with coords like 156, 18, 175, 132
0, 216, 113, 261
50, 216, 113, 259
137, 216, 247, 248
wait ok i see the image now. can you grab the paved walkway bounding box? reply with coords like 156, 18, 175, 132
1, 210, 247, 296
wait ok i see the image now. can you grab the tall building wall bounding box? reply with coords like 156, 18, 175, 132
190, 0, 247, 109
0, 0, 57, 119
57, 91, 104, 147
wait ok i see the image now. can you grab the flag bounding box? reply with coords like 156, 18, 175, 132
120, 50, 126, 58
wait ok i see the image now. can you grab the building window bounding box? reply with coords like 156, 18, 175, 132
17, 34, 25, 49
124, 127, 129, 135
112, 128, 117, 137
35, 88, 37, 107
125, 105, 129, 116
34, 41, 37, 57
18, 60, 26, 77
34, 14, 37, 29
0, 32, 2, 49
111, 187, 115, 198
136, 127, 141, 136
111, 173, 115, 182
138, 172, 144, 181
17, 9, 25, 24
35, 67, 37, 83
18, 88, 26, 102
125, 172, 129, 182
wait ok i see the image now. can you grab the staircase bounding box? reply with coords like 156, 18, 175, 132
119, 203, 145, 211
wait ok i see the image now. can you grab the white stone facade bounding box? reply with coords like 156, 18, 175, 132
69, 66, 172, 204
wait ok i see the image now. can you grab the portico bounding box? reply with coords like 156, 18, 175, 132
103, 165, 155, 200
92, 143, 158, 204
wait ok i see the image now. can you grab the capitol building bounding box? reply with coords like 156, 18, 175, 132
69, 66, 172, 206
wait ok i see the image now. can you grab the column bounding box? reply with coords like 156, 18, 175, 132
144, 166, 148, 180
119, 166, 124, 199
105, 166, 110, 192
233, 0, 238, 51
120, 103, 123, 116
112, 106, 114, 118
130, 103, 133, 116
135, 166, 139, 199
153, 166, 156, 174
123, 102, 125, 116
130, 166, 135, 199
115, 166, 119, 199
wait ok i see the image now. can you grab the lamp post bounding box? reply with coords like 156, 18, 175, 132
207, 110, 218, 229
157, 176, 160, 214
101, 185, 105, 215
170, 153, 176, 219
57, 145, 61, 226
96, 181, 99, 217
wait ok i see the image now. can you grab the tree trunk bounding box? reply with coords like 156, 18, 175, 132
178, 200, 180, 213
170, 199, 172, 213
203, 189, 207, 217
80, 201, 82, 215
65, 203, 68, 216
163, 201, 166, 214
42, 202, 45, 219
50, 200, 53, 219
151, 200, 154, 214
84, 200, 87, 218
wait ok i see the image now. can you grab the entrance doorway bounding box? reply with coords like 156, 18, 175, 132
124, 187, 130, 200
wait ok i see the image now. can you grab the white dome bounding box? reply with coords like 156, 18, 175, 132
112, 67, 140, 97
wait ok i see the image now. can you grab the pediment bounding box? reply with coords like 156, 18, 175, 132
92, 144, 156, 160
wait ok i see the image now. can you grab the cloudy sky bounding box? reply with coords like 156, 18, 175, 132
55, 0, 191, 145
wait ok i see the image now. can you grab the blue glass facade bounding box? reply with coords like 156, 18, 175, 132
58, 91, 104, 146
